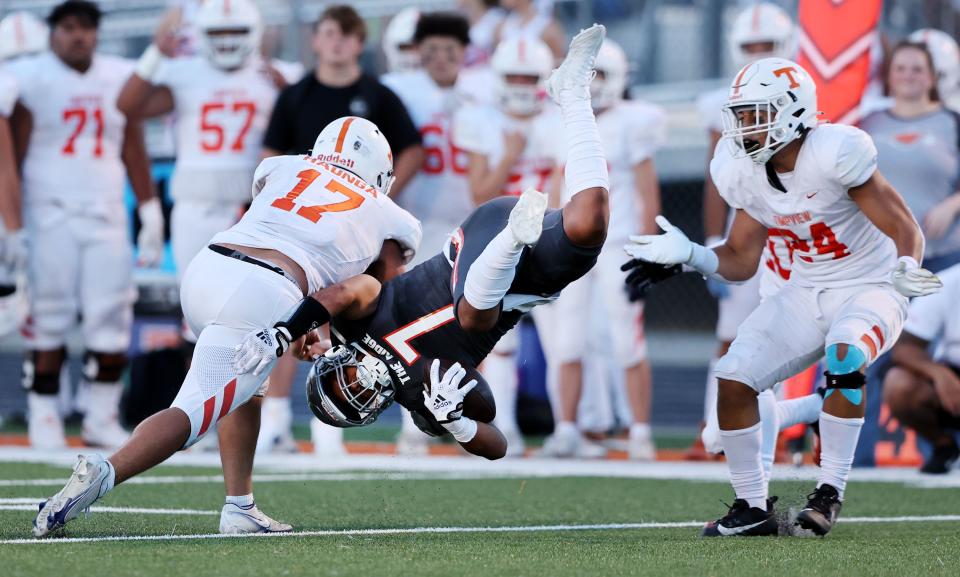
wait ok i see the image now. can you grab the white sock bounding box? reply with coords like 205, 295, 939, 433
703, 358, 718, 423
400, 410, 421, 436
701, 359, 722, 453
629, 422, 651, 440
758, 390, 779, 482
558, 84, 609, 195
463, 227, 524, 311
776, 393, 824, 429
83, 382, 123, 426
555, 420, 578, 438
719, 422, 767, 509
262, 397, 292, 433
817, 412, 864, 499
225, 493, 254, 507
482, 353, 519, 432
101, 459, 116, 496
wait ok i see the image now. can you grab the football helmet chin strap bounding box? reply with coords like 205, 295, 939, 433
307, 344, 396, 428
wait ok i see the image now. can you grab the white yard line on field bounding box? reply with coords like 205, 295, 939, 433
1, 515, 959, 545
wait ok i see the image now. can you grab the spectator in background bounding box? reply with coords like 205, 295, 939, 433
262, 5, 422, 195
862, 41, 960, 273
258, 5, 422, 456
6, 0, 164, 449
459, 0, 505, 68
495, 0, 565, 60
381, 12, 477, 454
884, 264, 960, 474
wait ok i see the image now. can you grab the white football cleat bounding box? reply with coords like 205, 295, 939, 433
219, 502, 293, 534
82, 418, 129, 449
33, 454, 114, 537
502, 427, 527, 458
628, 433, 656, 461
27, 392, 67, 450
395, 428, 431, 457
508, 188, 548, 246
539, 425, 607, 459
310, 419, 347, 458
546, 24, 606, 101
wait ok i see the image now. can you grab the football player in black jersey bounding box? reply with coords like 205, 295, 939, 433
234, 25, 612, 460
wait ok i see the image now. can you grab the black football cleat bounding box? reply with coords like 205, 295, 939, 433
701, 497, 779, 537
920, 442, 959, 475
795, 484, 842, 536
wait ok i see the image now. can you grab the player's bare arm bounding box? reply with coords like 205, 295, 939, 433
891, 332, 943, 384
711, 209, 768, 281
850, 171, 923, 262
634, 158, 660, 235
466, 133, 526, 205
849, 171, 941, 296
234, 274, 382, 375
363, 239, 406, 282
116, 12, 179, 119
891, 332, 960, 416
121, 121, 165, 267
8, 101, 32, 168
0, 117, 22, 233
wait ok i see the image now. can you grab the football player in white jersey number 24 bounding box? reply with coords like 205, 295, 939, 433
32, 116, 421, 537
624, 58, 942, 537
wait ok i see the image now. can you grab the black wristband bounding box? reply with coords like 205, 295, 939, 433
274, 297, 331, 341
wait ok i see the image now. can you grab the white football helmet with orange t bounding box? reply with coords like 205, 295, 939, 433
311, 116, 396, 196
491, 37, 553, 116
722, 57, 818, 164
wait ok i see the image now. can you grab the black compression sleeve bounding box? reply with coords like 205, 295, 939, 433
274, 297, 331, 341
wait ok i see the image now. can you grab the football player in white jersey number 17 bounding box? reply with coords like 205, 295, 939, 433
6, 1, 165, 451
32, 116, 421, 538
118, 0, 295, 290
624, 58, 941, 537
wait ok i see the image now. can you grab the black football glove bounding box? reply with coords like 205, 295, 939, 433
621, 259, 682, 302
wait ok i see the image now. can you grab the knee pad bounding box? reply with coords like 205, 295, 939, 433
824, 344, 866, 405
23, 348, 66, 394
82, 351, 128, 383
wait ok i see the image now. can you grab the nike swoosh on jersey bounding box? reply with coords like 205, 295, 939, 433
806, 191, 818, 199
716, 518, 769, 536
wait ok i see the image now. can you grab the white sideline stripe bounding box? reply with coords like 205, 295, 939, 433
0, 505, 218, 516
2, 515, 959, 545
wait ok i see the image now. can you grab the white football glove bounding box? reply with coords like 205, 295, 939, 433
0, 230, 27, 271
137, 198, 165, 267
625, 216, 694, 265
233, 326, 293, 377
422, 360, 478, 424
891, 257, 943, 298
